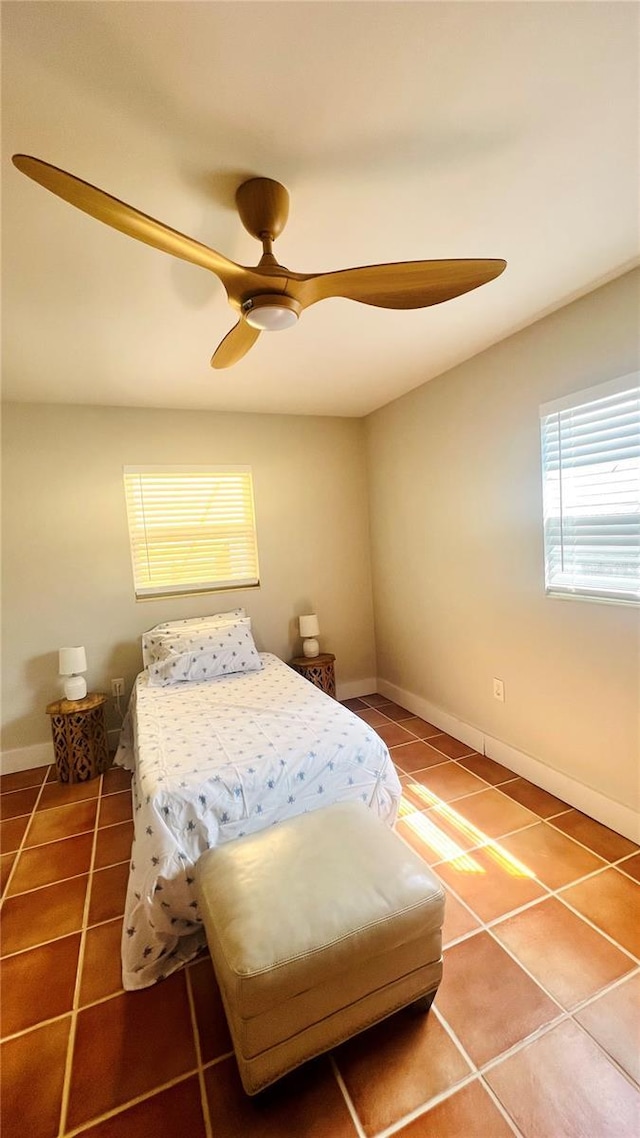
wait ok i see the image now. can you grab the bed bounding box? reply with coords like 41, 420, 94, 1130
115, 639, 401, 990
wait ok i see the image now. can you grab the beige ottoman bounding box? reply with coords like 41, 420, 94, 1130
195, 801, 445, 1095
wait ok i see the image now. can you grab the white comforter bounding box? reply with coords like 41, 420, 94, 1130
115, 653, 401, 989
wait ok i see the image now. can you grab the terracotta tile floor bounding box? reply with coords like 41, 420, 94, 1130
1, 694, 639, 1137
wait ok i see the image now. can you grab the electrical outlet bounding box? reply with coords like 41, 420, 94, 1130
111, 678, 125, 698
493, 677, 505, 702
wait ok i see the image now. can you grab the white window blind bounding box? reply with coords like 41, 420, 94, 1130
123, 465, 259, 599
540, 375, 640, 604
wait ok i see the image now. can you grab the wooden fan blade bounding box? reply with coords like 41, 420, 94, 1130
290, 259, 507, 311
12, 154, 246, 289
210, 319, 260, 369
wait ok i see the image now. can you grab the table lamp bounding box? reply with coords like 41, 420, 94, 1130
299, 615, 320, 658
59, 646, 87, 700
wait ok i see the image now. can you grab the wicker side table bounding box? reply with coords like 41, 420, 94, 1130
46, 692, 109, 783
289, 653, 336, 698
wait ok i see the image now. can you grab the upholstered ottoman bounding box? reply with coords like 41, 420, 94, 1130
195, 800, 445, 1094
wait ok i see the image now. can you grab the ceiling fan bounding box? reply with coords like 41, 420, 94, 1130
12, 154, 506, 370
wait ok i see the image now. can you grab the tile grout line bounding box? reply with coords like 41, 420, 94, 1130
3, 823, 97, 859
2, 1009, 74, 1046
200, 1048, 235, 1071
425, 817, 554, 863
436, 985, 571, 1087
329, 1056, 367, 1138
398, 774, 562, 829
397, 773, 571, 829
469, 956, 640, 1091
371, 1071, 480, 1138
57, 772, 105, 1138
478, 1074, 526, 1136
432, 1002, 479, 1074
476, 1001, 640, 1096
2, 788, 131, 848
399, 778, 520, 809
21, 814, 132, 852
485, 924, 568, 1010
0, 771, 50, 795
570, 995, 640, 1091
0, 776, 127, 800
1, 766, 51, 903
442, 925, 485, 951
185, 965, 214, 1138
0, 912, 124, 966
544, 814, 638, 862
553, 891, 640, 967
1, 992, 121, 1045
58, 1067, 204, 1138
478, 1008, 575, 1078
485, 890, 640, 967
367, 1003, 485, 1138
4, 855, 131, 902
614, 864, 640, 885
402, 775, 573, 829
569, 964, 640, 1014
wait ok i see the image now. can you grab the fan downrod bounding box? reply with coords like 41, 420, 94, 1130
235, 177, 290, 245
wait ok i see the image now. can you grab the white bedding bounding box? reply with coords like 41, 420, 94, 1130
115, 653, 401, 989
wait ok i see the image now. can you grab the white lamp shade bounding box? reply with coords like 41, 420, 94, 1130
59, 646, 87, 676
299, 614, 320, 638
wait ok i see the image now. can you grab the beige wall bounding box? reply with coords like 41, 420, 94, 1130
1, 405, 376, 750
366, 269, 640, 811
3, 272, 638, 813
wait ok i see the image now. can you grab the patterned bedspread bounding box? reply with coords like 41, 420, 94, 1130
115, 653, 401, 989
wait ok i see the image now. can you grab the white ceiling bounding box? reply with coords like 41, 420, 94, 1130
2, 2, 638, 417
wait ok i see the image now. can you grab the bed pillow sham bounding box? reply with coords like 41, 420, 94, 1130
151, 608, 246, 633
146, 621, 263, 686
141, 609, 247, 666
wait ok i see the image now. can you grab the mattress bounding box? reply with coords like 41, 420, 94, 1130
115, 653, 401, 989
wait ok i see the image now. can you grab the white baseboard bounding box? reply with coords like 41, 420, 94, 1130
336, 677, 378, 701
376, 679, 485, 753
376, 678, 640, 843
1, 729, 122, 777
484, 734, 640, 844
1, 740, 54, 776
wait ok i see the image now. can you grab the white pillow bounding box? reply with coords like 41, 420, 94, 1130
141, 609, 247, 666
152, 608, 245, 633
146, 622, 262, 686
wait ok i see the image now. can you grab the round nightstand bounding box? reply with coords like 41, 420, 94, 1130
289, 653, 336, 698
45, 692, 109, 783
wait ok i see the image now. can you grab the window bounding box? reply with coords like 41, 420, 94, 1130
540, 374, 639, 604
123, 466, 259, 599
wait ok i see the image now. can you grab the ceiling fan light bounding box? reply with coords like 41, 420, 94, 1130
244, 294, 301, 331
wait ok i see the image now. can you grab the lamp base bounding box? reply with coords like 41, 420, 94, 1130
64, 674, 87, 701
302, 638, 320, 658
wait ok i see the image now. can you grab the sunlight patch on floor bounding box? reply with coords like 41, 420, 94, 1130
400, 784, 536, 879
